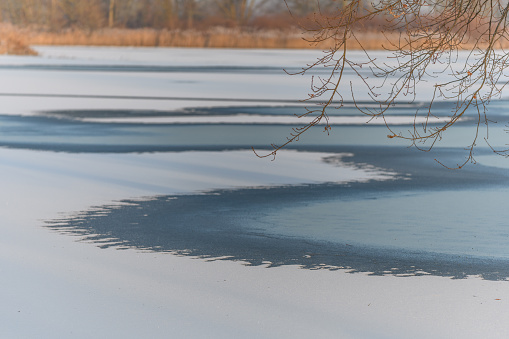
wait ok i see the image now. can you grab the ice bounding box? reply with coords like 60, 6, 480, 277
1, 46, 509, 339
78, 114, 464, 125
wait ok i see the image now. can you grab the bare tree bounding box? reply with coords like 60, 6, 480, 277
284, 0, 337, 16
213, 0, 268, 26
108, 0, 115, 27
182, 0, 197, 28
1, 0, 50, 26
54, 0, 105, 29
0, 0, 273, 29
255, 0, 509, 168
159, 0, 178, 28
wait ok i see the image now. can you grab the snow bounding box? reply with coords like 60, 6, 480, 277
31, 46, 320, 67
78, 114, 464, 125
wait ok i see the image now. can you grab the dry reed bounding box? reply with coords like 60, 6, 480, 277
0, 25, 37, 55
18, 25, 394, 50
4, 24, 500, 54
26, 27, 327, 49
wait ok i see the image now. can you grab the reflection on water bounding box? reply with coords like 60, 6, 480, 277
46, 150, 509, 281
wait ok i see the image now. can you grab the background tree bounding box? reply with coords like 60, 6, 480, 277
284, 0, 337, 16
213, 0, 269, 26
159, 0, 178, 28
0, 0, 302, 29
182, 0, 197, 28
49, 0, 105, 29
108, 0, 115, 27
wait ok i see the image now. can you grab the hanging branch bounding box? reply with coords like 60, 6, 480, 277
254, 0, 509, 168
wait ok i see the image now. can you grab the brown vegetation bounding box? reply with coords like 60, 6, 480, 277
0, 0, 395, 53
24, 26, 397, 49
0, 25, 37, 55
0, 1, 497, 53
0, 22, 402, 53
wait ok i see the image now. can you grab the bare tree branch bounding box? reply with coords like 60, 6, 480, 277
255, 0, 509, 168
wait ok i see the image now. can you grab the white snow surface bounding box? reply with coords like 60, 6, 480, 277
79, 114, 461, 125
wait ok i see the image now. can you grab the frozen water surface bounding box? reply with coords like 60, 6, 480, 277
3, 47, 509, 338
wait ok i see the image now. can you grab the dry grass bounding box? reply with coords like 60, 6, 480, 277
11, 25, 393, 51
25, 27, 330, 49
0, 25, 37, 55
2, 24, 486, 54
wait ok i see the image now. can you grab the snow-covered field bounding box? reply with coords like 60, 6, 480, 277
1, 46, 509, 338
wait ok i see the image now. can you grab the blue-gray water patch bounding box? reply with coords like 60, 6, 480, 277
45, 149, 509, 281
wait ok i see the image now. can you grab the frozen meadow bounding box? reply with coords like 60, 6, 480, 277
1, 46, 509, 338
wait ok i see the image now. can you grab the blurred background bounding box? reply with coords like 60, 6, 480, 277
0, 0, 388, 52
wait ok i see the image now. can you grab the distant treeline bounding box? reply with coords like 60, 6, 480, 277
0, 0, 348, 31
0, 0, 389, 54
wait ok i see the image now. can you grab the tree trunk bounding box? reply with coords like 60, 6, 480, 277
51, 0, 58, 26
162, 0, 177, 29
109, 0, 115, 28
184, 0, 195, 29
